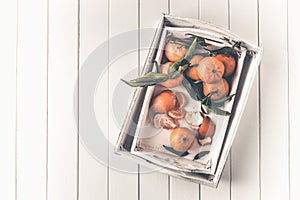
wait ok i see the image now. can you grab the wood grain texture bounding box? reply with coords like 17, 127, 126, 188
288, 0, 300, 199
16, 0, 48, 199
200, 0, 231, 199
259, 0, 290, 199
79, 0, 108, 199
139, 0, 169, 199
48, 0, 79, 199
108, 0, 139, 199
0, 0, 17, 199
230, 0, 260, 200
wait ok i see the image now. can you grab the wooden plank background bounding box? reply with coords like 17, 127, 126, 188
0, 0, 298, 199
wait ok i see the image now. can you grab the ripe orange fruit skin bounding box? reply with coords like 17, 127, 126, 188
196, 57, 224, 84
160, 62, 183, 88
198, 116, 215, 139
170, 127, 195, 152
203, 78, 229, 100
186, 55, 203, 81
165, 42, 187, 62
186, 67, 201, 81
151, 90, 177, 113
215, 54, 236, 77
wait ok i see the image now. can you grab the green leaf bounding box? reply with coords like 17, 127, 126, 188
206, 105, 231, 116
181, 78, 204, 101
211, 93, 236, 104
163, 145, 189, 157
193, 151, 210, 160
121, 72, 169, 87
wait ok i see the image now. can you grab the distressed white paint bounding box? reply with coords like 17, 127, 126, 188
259, 0, 290, 200
0, 0, 17, 199
79, 0, 108, 199
48, 0, 79, 199
230, 0, 260, 200
16, 0, 48, 199
288, 0, 300, 200
108, 0, 139, 200
0, 0, 297, 200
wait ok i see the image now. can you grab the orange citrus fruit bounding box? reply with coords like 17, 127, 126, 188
198, 116, 215, 139
186, 55, 204, 80
151, 90, 177, 113
203, 78, 229, 100
165, 42, 187, 62
215, 54, 236, 77
170, 127, 195, 152
196, 57, 224, 83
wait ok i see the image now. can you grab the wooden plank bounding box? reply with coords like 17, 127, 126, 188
139, 1, 169, 199
16, 0, 48, 199
170, 0, 199, 19
200, 0, 231, 199
288, 1, 300, 200
108, 0, 139, 199
78, 0, 108, 199
230, 0, 260, 200
259, 0, 290, 199
200, 0, 228, 28
0, 0, 17, 199
48, 0, 79, 199
169, 1, 199, 200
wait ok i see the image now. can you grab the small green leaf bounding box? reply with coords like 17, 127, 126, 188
206, 105, 231, 116
211, 93, 236, 104
121, 72, 169, 87
163, 145, 189, 157
193, 151, 210, 160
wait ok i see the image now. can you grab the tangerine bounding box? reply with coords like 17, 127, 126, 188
165, 42, 187, 62
215, 54, 236, 77
170, 127, 195, 152
186, 55, 204, 80
151, 90, 177, 113
196, 57, 224, 83
203, 78, 229, 101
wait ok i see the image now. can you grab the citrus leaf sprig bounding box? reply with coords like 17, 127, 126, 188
121, 36, 199, 87
182, 76, 235, 116
163, 145, 189, 157
121, 72, 169, 87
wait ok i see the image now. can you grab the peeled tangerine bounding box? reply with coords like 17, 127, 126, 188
151, 90, 177, 113
203, 78, 229, 101
196, 57, 224, 83
170, 127, 195, 152
198, 116, 215, 139
160, 62, 183, 88
215, 54, 236, 77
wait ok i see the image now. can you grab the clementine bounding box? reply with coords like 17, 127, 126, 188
170, 127, 195, 152
196, 57, 224, 83
165, 42, 187, 62
198, 116, 215, 139
151, 90, 177, 113
215, 54, 236, 77
186, 55, 203, 80
203, 78, 229, 101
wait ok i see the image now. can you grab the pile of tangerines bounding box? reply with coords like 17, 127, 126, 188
149, 36, 237, 154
